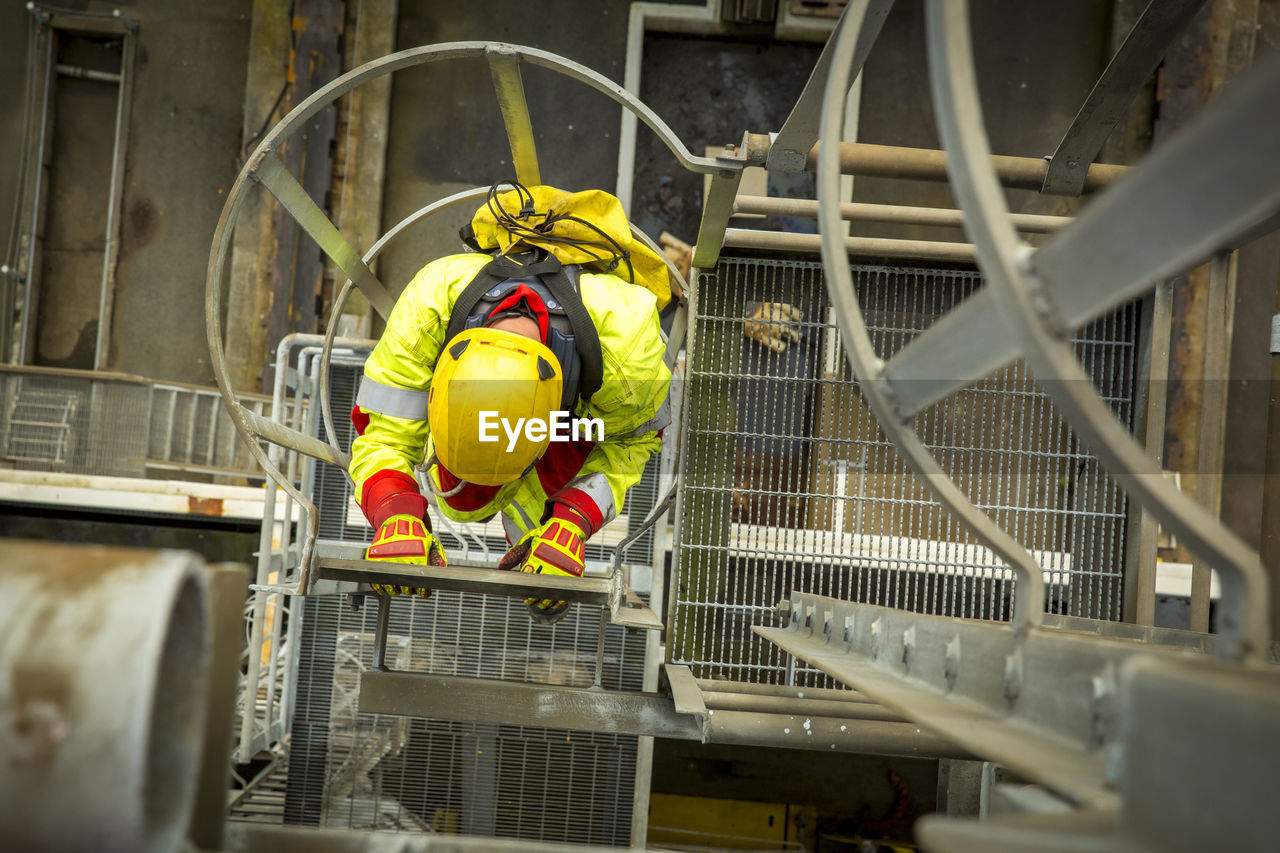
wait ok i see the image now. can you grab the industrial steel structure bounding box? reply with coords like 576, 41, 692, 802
3, 0, 1279, 851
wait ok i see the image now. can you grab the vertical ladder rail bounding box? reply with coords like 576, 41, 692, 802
487, 47, 541, 187
94, 31, 136, 369
18, 21, 55, 364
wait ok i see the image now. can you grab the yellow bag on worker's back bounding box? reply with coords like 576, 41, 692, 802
466, 184, 674, 310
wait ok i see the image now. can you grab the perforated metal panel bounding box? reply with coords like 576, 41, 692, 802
671, 257, 1139, 683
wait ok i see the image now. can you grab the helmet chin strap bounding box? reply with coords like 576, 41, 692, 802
485, 311, 541, 341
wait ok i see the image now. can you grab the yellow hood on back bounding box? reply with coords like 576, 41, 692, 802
468, 185, 673, 310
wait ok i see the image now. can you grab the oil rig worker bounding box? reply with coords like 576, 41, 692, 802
347, 182, 674, 624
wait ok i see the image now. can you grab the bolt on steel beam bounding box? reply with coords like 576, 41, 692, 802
751, 590, 1247, 808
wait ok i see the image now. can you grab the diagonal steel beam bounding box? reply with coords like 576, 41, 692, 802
358, 670, 972, 758
767, 0, 895, 173
881, 48, 1280, 418
254, 151, 395, 319
921, 655, 1280, 852
244, 409, 349, 468
1031, 49, 1280, 330
360, 671, 704, 739
486, 46, 541, 187
1043, 0, 1208, 196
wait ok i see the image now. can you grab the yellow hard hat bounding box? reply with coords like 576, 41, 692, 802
429, 328, 563, 486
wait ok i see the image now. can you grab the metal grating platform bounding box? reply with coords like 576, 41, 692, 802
671, 257, 1140, 683
282, 593, 645, 845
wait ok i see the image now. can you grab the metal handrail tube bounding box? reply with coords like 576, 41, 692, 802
725, 227, 977, 263
803, 140, 1129, 192
733, 195, 1069, 233
238, 332, 329, 758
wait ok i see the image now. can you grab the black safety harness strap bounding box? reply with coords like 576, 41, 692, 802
445, 251, 604, 405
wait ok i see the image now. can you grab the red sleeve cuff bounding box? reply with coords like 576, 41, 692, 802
360, 469, 428, 529
549, 491, 602, 538
351, 405, 371, 436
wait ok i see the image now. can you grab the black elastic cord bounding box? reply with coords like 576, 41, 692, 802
481, 180, 633, 282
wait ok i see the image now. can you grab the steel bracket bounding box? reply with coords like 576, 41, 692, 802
749, 590, 1258, 809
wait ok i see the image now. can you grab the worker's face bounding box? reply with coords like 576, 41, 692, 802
485, 314, 540, 341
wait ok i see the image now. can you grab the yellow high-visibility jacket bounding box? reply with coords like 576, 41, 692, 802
350, 252, 671, 541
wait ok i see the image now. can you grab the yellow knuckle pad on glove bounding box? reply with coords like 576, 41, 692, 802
365, 513, 445, 598
366, 514, 445, 563
518, 518, 586, 612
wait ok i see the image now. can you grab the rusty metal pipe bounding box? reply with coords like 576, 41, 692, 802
760, 139, 1130, 193
0, 541, 210, 853
733, 195, 1070, 233
724, 227, 978, 263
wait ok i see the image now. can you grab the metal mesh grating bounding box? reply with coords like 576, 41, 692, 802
0, 368, 267, 480
282, 593, 644, 845
315, 360, 367, 543
672, 257, 1139, 683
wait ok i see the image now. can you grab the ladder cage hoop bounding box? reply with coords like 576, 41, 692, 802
208, 42, 703, 593
922, 0, 1269, 661
815, 0, 1047, 636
